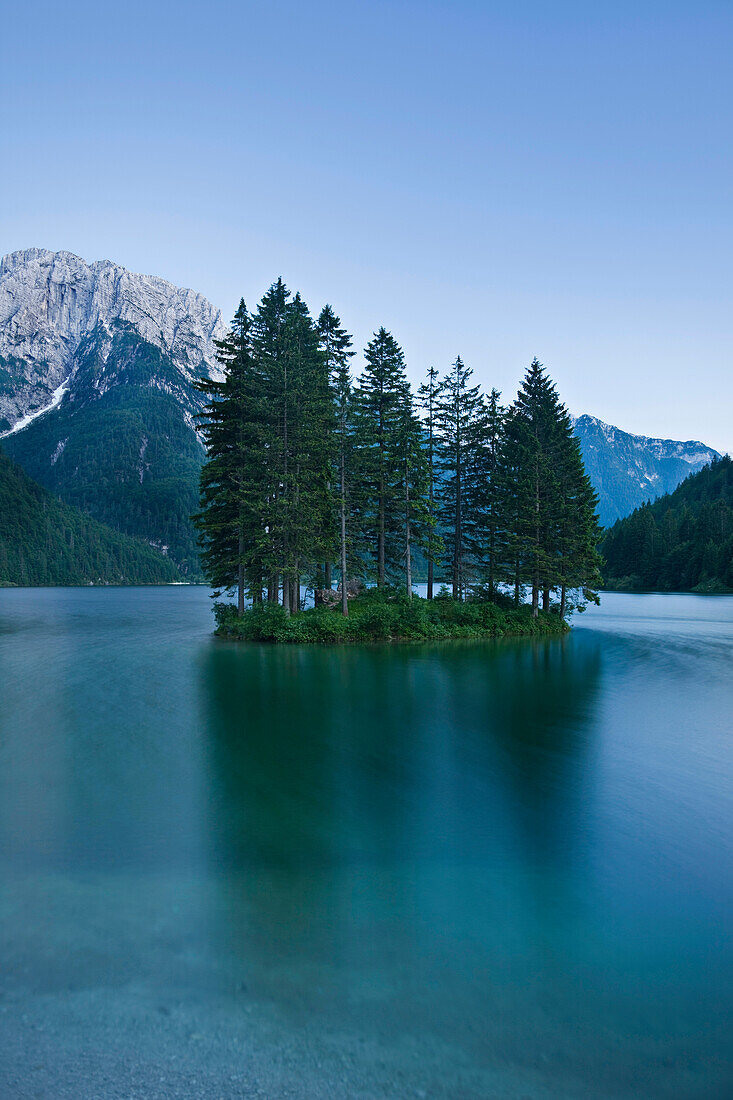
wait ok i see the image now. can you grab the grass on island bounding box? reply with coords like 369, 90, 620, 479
213, 586, 570, 644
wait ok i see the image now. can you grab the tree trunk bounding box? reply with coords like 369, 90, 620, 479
340, 449, 348, 616
532, 468, 540, 618
292, 565, 300, 613
560, 584, 567, 620
427, 423, 434, 599
377, 404, 386, 587
238, 564, 245, 615
283, 577, 291, 616
378, 487, 385, 588
325, 562, 332, 589
238, 533, 245, 615
454, 433, 462, 599
405, 469, 412, 598
542, 586, 550, 613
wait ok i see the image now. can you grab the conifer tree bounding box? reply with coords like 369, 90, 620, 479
435, 356, 486, 599
481, 387, 505, 601
317, 305, 355, 615
495, 404, 523, 604
394, 386, 433, 596
502, 358, 601, 617
284, 291, 334, 606
553, 412, 603, 616
353, 328, 409, 587
195, 300, 267, 611
249, 280, 332, 613
508, 359, 562, 615
417, 365, 442, 598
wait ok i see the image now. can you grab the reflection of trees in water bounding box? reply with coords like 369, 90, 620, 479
202, 644, 432, 870
481, 633, 603, 872
201, 636, 602, 999
201, 644, 429, 987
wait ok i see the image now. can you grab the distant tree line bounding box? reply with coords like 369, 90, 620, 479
195, 279, 602, 618
602, 455, 733, 592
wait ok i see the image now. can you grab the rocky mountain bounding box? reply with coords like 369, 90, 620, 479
0, 248, 225, 431
572, 414, 721, 528
0, 248, 722, 573
0, 249, 226, 574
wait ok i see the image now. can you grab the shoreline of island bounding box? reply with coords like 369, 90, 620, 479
213, 590, 570, 644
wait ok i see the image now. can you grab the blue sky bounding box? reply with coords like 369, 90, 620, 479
2, 0, 732, 453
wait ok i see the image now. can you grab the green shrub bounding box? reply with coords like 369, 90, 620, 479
212, 592, 570, 644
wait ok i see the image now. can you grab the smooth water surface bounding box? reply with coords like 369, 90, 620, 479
0, 589, 731, 1098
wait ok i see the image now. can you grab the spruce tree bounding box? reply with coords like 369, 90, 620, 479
480, 387, 505, 601
394, 385, 433, 596
317, 305, 355, 615
195, 300, 268, 611
502, 359, 601, 617
554, 414, 603, 615
353, 328, 409, 587
417, 365, 442, 598
249, 280, 333, 613
506, 359, 562, 615
435, 356, 486, 599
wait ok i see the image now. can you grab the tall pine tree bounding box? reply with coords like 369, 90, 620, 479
435, 356, 486, 599
353, 328, 410, 587
417, 365, 442, 598
195, 300, 268, 611
317, 305, 355, 615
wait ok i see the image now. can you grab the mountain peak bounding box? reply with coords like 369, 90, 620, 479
0, 248, 226, 433
572, 413, 720, 526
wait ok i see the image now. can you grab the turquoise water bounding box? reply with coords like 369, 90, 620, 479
0, 588, 731, 1098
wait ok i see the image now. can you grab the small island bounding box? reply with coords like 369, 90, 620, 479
213, 587, 570, 644
195, 283, 603, 640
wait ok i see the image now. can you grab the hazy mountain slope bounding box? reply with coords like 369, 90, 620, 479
572, 414, 720, 527
0, 447, 182, 586
0, 249, 225, 574
601, 456, 733, 592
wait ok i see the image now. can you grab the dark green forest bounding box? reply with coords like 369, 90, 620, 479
195, 279, 603, 637
0, 447, 181, 586
601, 456, 733, 592
3, 323, 206, 576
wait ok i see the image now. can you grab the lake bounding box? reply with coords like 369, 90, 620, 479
0, 588, 731, 1098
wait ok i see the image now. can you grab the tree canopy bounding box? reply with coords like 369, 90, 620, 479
195, 283, 603, 619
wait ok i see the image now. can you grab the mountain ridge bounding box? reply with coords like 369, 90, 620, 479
0, 247, 225, 433
571, 413, 720, 527
0, 248, 722, 570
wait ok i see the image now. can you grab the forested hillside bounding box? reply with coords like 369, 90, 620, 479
5, 375, 205, 575
601, 456, 733, 592
0, 448, 182, 586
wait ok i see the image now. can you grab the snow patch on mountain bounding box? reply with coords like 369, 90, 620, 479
0, 374, 72, 438
0, 248, 226, 430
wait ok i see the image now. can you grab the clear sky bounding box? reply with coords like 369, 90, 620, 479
2, 0, 732, 453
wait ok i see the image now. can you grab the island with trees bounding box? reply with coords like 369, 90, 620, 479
194, 279, 602, 642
